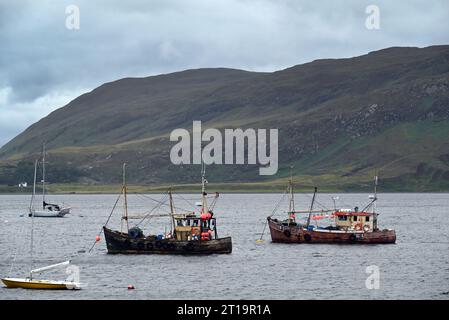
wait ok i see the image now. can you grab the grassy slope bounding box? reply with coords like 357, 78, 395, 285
1, 46, 449, 192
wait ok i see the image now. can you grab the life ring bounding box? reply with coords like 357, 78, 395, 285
349, 234, 357, 242
304, 234, 312, 242
355, 223, 363, 231
283, 229, 291, 238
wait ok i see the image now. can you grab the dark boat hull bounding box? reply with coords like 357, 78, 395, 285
268, 218, 396, 244
103, 227, 232, 254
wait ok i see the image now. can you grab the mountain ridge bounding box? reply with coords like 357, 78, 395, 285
1, 45, 449, 191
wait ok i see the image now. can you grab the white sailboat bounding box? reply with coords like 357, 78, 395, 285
2, 160, 81, 290
29, 144, 70, 218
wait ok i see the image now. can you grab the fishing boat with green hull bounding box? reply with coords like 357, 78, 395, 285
102, 164, 232, 255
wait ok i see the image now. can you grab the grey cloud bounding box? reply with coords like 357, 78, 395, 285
0, 0, 448, 145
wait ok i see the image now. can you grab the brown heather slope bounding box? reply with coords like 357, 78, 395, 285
1, 46, 449, 191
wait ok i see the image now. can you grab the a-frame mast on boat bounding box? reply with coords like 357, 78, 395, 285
121, 163, 129, 233
201, 162, 208, 214
168, 187, 176, 235
287, 167, 295, 223
306, 187, 318, 227
373, 174, 378, 213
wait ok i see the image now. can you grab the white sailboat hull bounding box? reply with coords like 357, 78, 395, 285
29, 207, 71, 217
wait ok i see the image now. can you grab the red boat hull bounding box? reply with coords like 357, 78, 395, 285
268, 218, 396, 244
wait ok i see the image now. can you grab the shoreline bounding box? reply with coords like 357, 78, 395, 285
1, 183, 449, 195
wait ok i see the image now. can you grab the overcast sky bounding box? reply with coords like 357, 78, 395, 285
0, 0, 448, 147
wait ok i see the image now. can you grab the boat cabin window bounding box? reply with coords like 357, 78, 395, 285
353, 216, 358, 221
338, 216, 348, 221
366, 216, 370, 222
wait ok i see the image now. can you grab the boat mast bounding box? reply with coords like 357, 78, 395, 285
121, 163, 129, 233
201, 162, 208, 214
373, 174, 378, 230
288, 167, 295, 222
306, 187, 318, 227
373, 175, 378, 213
42, 143, 46, 208
168, 188, 176, 235
30, 160, 38, 280
29, 160, 38, 212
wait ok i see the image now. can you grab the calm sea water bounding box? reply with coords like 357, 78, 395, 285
0, 193, 448, 300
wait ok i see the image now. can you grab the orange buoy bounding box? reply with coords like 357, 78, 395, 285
95, 235, 101, 242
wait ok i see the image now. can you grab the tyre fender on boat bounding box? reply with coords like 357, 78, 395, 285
349, 234, 357, 242
161, 242, 170, 249
184, 242, 194, 251
283, 229, 291, 238
304, 234, 312, 242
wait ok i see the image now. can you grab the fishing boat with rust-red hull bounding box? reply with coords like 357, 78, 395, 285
101, 163, 232, 255
268, 216, 396, 244
265, 175, 396, 244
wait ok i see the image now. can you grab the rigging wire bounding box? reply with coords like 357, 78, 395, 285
133, 192, 191, 214
174, 192, 197, 210
302, 191, 329, 211
136, 193, 169, 228
256, 187, 289, 242
87, 192, 122, 253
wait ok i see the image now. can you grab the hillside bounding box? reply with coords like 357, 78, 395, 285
1, 45, 449, 191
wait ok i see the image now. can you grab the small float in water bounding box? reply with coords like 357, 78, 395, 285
102, 163, 232, 254
266, 175, 396, 244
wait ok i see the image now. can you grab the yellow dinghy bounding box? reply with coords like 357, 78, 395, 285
2, 261, 81, 290
2, 278, 80, 290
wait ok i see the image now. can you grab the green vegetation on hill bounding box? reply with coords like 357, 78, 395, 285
1, 45, 449, 192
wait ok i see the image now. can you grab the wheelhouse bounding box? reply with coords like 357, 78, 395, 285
334, 209, 377, 231
173, 215, 218, 241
